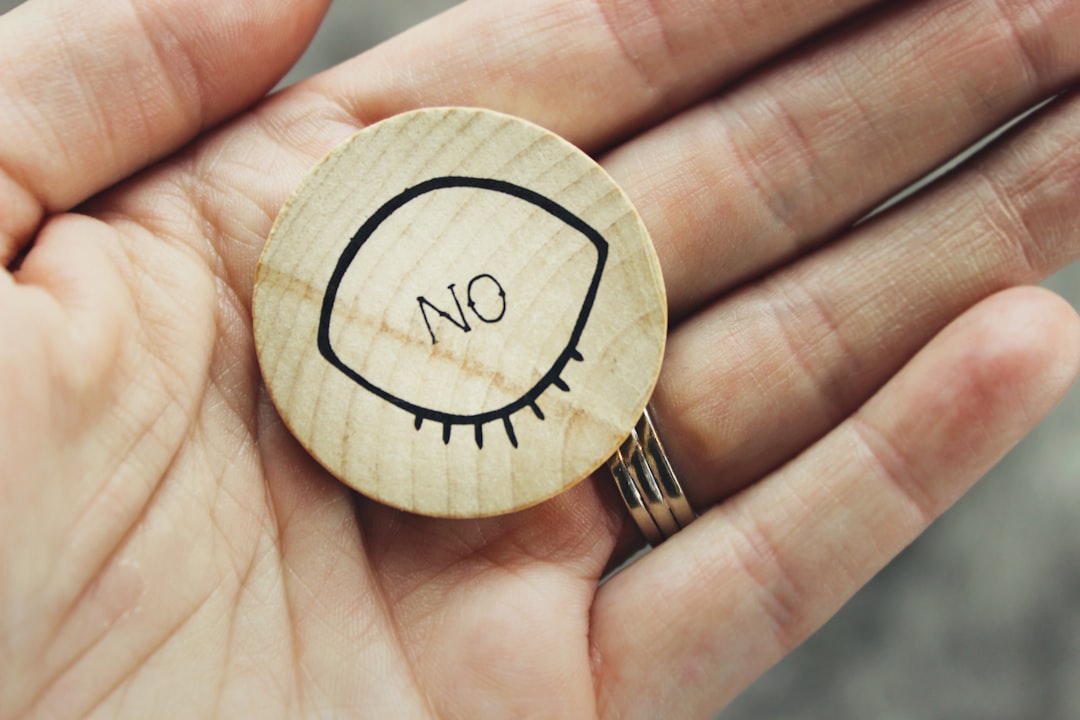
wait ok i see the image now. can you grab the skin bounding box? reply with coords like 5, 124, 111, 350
1, 0, 1079, 717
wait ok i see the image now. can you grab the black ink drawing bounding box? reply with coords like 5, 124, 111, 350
318, 176, 607, 448
417, 273, 507, 345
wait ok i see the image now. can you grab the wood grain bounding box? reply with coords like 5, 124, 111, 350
253, 107, 667, 517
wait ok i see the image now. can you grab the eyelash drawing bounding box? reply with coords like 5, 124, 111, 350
317, 176, 608, 449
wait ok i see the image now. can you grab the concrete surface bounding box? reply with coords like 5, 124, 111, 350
4, 1, 1078, 717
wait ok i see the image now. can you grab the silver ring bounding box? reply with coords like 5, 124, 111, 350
608, 407, 697, 544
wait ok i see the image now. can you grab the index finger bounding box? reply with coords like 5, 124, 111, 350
137, 0, 889, 300
311, 0, 883, 150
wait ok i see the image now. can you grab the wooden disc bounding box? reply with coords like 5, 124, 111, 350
253, 107, 666, 517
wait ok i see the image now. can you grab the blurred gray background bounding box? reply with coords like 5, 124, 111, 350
4, 0, 1077, 717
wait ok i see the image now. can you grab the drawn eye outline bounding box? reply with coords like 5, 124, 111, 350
316, 176, 609, 449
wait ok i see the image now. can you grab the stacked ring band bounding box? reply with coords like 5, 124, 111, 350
608, 408, 696, 544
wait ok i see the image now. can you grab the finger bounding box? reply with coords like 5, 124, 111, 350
313, 0, 885, 149
603, 0, 1080, 318
592, 287, 1080, 719
116, 0, 888, 302
0, 0, 330, 262
655, 89, 1080, 508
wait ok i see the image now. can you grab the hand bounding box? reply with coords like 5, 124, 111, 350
2, 0, 1078, 717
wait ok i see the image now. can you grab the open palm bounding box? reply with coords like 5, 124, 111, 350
2, 1, 1079, 718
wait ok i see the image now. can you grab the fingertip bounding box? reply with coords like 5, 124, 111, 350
959, 286, 1080, 411
0, 0, 333, 228
153, 0, 333, 127
866, 284, 1080, 508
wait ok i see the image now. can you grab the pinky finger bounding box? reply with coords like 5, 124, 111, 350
590, 286, 1080, 719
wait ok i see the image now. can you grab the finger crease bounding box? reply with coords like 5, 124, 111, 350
587, 0, 670, 101
124, 0, 205, 131
988, 0, 1047, 91
721, 99, 808, 252
723, 503, 810, 656
765, 280, 860, 425
977, 172, 1043, 280
849, 414, 939, 525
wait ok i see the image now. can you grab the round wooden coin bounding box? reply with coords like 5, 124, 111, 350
253, 107, 667, 517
